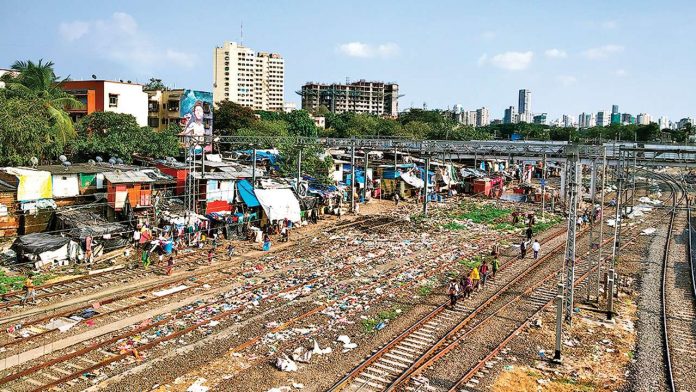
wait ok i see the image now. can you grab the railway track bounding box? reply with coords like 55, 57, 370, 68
329, 188, 666, 392
662, 174, 695, 392
0, 215, 390, 312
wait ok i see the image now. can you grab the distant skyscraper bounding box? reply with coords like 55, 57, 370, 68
578, 112, 594, 128
504, 106, 518, 124
463, 111, 477, 126
518, 89, 531, 118
533, 113, 548, 125
612, 105, 619, 114
597, 110, 610, 127
636, 113, 652, 125
453, 104, 463, 115
476, 107, 490, 126
561, 114, 573, 128
658, 116, 669, 130
621, 113, 633, 124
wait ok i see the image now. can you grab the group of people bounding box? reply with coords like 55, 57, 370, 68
576, 205, 602, 227
448, 257, 500, 307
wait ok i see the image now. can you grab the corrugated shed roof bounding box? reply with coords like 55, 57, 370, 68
103, 171, 156, 183
0, 179, 16, 193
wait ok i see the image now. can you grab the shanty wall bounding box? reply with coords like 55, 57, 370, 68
0, 191, 18, 236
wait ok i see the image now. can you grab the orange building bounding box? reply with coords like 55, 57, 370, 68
61, 80, 148, 126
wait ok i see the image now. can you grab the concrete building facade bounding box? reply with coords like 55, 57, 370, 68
213, 41, 284, 111
503, 106, 518, 124
596, 110, 610, 127
146, 89, 213, 132
476, 107, 490, 126
300, 80, 399, 117
518, 89, 531, 122
61, 80, 148, 126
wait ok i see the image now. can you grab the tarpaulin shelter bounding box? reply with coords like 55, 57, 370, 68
237, 179, 260, 207
254, 188, 301, 222
11, 233, 80, 268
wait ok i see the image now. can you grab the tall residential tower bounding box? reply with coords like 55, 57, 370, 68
518, 89, 531, 122
213, 41, 285, 111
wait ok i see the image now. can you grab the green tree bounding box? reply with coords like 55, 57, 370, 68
402, 121, 432, 139
143, 78, 169, 91
213, 100, 257, 136
636, 123, 660, 142
277, 138, 334, 184
70, 112, 179, 162
0, 91, 60, 165
1, 59, 83, 143
237, 119, 289, 138
286, 110, 317, 137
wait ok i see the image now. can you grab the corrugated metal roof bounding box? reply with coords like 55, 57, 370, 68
0, 179, 16, 193
34, 163, 141, 175
103, 171, 156, 183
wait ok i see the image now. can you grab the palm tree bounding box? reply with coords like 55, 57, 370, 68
0, 59, 83, 143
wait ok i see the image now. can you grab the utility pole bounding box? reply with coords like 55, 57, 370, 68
586, 158, 598, 301
564, 147, 580, 324
393, 147, 398, 172
541, 154, 547, 217
350, 142, 356, 213
363, 150, 369, 203
595, 147, 607, 301
553, 282, 564, 361
423, 156, 430, 216
297, 149, 302, 190
608, 148, 624, 320
251, 149, 257, 189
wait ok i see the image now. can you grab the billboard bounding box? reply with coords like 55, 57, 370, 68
179, 90, 214, 151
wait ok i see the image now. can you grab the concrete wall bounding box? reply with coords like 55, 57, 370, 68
103, 82, 148, 126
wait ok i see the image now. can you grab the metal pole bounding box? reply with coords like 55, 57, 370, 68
553, 282, 564, 361
608, 148, 624, 320
251, 149, 257, 189
394, 147, 398, 172
350, 143, 356, 213
297, 148, 302, 190
541, 154, 546, 218
563, 148, 580, 324
363, 150, 369, 203
423, 156, 430, 216
586, 159, 598, 301
595, 147, 607, 301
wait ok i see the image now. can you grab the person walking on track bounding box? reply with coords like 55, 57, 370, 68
520, 241, 527, 259
20, 276, 36, 306
491, 257, 500, 279
448, 280, 460, 307
166, 256, 175, 276
479, 262, 489, 288
460, 275, 473, 298
469, 266, 481, 290
532, 239, 541, 259
526, 226, 533, 241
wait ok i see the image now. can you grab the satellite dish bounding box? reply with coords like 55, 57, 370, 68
92, 74, 97, 80
116, 158, 124, 165
30, 157, 39, 167
115, 169, 122, 174
62, 161, 71, 169
58, 155, 67, 162
127, 80, 131, 84
88, 159, 96, 165
119, 79, 124, 83
95, 156, 103, 163
108, 158, 116, 165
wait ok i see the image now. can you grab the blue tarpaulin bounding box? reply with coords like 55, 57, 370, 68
241, 150, 278, 165
345, 169, 366, 186
237, 179, 260, 207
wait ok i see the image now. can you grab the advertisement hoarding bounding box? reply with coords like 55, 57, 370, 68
179, 90, 214, 152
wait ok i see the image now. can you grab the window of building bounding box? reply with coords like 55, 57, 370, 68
108, 94, 118, 108
148, 117, 160, 128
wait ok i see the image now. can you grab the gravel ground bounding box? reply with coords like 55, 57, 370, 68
623, 221, 669, 392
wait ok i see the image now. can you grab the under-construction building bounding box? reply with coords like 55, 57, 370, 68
298, 80, 400, 117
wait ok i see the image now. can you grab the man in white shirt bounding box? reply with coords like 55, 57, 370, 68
532, 239, 541, 259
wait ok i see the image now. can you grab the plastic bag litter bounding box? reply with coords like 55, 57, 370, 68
275, 354, 298, 372
641, 228, 657, 235
336, 335, 351, 345
312, 339, 332, 355
292, 347, 312, 363
186, 378, 209, 392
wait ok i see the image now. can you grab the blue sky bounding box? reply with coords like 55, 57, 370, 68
2, 0, 695, 121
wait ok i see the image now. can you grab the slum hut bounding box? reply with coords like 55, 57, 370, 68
0, 167, 56, 234
52, 209, 130, 259
0, 179, 18, 236
103, 171, 156, 225
139, 169, 177, 197
234, 179, 261, 235
152, 159, 195, 196
253, 183, 302, 228
187, 171, 237, 214
34, 163, 142, 207
11, 233, 81, 269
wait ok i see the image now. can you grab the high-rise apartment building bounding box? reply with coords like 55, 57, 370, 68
596, 110, 610, 127
612, 105, 619, 114
517, 89, 532, 117
503, 106, 518, 124
476, 107, 490, 126
533, 113, 548, 125
658, 116, 669, 130
578, 112, 595, 128
213, 41, 284, 111
463, 111, 477, 126
636, 113, 652, 125
299, 80, 399, 117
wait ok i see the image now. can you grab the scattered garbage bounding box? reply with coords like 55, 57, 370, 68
337, 335, 358, 351
186, 378, 209, 392
312, 339, 332, 355
641, 228, 657, 235
275, 354, 298, 372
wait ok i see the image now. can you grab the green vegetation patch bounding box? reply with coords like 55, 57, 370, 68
454, 203, 513, 224
0, 271, 54, 295
362, 307, 403, 333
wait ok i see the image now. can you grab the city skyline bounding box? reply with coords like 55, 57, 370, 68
1, 1, 695, 120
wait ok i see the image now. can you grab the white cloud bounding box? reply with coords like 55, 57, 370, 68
615, 69, 627, 77
337, 42, 400, 58
544, 49, 568, 59
480, 51, 534, 70
58, 21, 90, 41
556, 75, 577, 86
58, 12, 197, 71
582, 44, 624, 59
